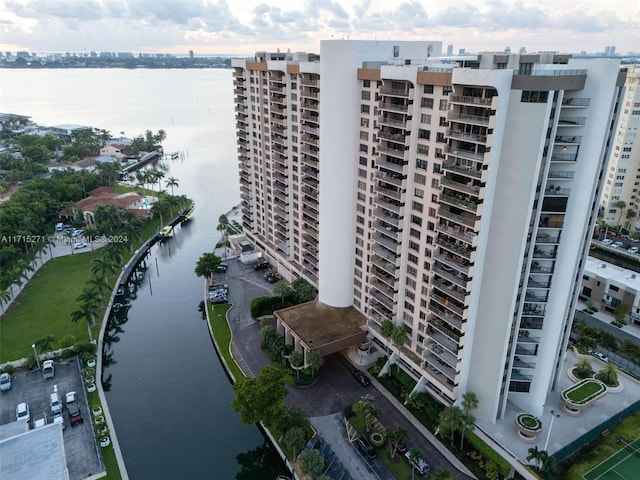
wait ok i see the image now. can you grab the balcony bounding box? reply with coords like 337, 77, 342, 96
447, 129, 487, 144
449, 95, 493, 107
547, 170, 575, 180
429, 305, 463, 330
448, 111, 490, 125
557, 117, 586, 126
429, 322, 462, 347
433, 278, 467, 303
555, 135, 582, 144
424, 355, 456, 383
433, 264, 468, 289
438, 205, 478, 229
375, 195, 403, 215
527, 278, 551, 289
378, 130, 406, 143
561, 97, 590, 107
440, 176, 481, 196
301, 123, 318, 134
373, 232, 400, 254
440, 191, 478, 213
544, 187, 571, 197
300, 89, 319, 99
426, 342, 459, 369
446, 148, 485, 164
374, 207, 401, 228
525, 292, 548, 303
380, 101, 409, 113
532, 248, 556, 259
376, 170, 404, 187
371, 288, 394, 310
434, 254, 471, 276
372, 265, 396, 289
550, 153, 578, 162
522, 303, 546, 317
380, 85, 411, 96
372, 254, 398, 276
436, 223, 477, 246
378, 144, 407, 160
378, 115, 407, 129
376, 184, 403, 202
374, 223, 401, 242
301, 145, 319, 157
436, 237, 473, 261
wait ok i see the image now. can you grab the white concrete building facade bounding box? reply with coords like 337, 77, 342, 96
600, 66, 640, 230
232, 41, 622, 423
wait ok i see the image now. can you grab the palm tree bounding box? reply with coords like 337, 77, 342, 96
615, 200, 627, 226
380, 318, 394, 354
82, 225, 99, 251
407, 448, 424, 480
273, 280, 291, 307
165, 176, 179, 195
596, 363, 618, 386
438, 406, 464, 444
625, 209, 638, 229
539, 451, 556, 476
153, 169, 165, 193
461, 392, 479, 415
151, 194, 172, 227
388, 426, 408, 458
574, 358, 593, 379
527, 446, 543, 471
76, 286, 103, 308
91, 257, 118, 285
289, 350, 304, 379
35, 335, 57, 355
306, 349, 324, 377
282, 426, 306, 458
459, 411, 475, 450
277, 405, 308, 433
71, 302, 100, 342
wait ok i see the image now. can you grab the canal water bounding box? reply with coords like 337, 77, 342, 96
0, 69, 285, 478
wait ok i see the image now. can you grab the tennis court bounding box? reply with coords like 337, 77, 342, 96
583, 437, 640, 480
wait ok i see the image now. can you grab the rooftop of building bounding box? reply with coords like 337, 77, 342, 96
0, 423, 68, 480
275, 301, 367, 352
584, 256, 640, 290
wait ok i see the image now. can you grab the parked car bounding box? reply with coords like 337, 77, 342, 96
71, 229, 84, 237
352, 369, 371, 386
50, 392, 62, 415
628, 246, 639, 254
0, 372, 11, 392
33, 416, 47, 429
73, 242, 87, 249
16, 402, 30, 422
42, 360, 55, 379
611, 241, 624, 249
215, 263, 228, 273
53, 413, 66, 431
253, 260, 269, 271
68, 402, 83, 426
355, 438, 377, 460
405, 450, 430, 475
601, 238, 614, 245
66, 391, 77, 406
594, 352, 609, 362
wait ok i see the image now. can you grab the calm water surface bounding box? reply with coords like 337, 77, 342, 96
0, 69, 285, 479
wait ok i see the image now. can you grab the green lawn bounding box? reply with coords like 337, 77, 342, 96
207, 303, 245, 381
559, 412, 640, 480
0, 251, 102, 362
563, 379, 606, 404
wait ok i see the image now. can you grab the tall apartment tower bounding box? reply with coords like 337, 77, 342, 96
232, 41, 621, 422
599, 66, 640, 230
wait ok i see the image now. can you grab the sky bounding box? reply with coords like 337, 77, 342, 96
0, 0, 638, 56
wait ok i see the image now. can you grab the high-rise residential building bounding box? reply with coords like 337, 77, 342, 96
231, 41, 621, 423
599, 66, 640, 230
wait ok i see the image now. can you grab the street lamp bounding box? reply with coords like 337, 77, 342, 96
543, 409, 561, 451
32, 343, 41, 370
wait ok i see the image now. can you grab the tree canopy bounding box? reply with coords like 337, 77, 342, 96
231, 366, 288, 429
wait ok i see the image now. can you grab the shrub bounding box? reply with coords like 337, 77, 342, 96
2, 364, 15, 375
251, 296, 275, 318
57, 335, 77, 349
74, 341, 96, 355
60, 348, 75, 360
344, 404, 354, 418
24, 355, 37, 370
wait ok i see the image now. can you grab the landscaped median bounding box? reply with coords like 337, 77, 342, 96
562, 378, 607, 414
207, 303, 244, 381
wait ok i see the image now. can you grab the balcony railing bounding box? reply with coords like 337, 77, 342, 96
555, 135, 582, 144
378, 115, 407, 129
561, 97, 590, 107
558, 117, 586, 126
448, 112, 490, 125
380, 101, 409, 113
380, 85, 411, 96
550, 153, 578, 162
447, 129, 487, 143
449, 95, 493, 106
440, 192, 478, 212
440, 176, 481, 196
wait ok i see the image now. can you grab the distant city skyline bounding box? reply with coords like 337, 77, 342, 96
0, 0, 638, 56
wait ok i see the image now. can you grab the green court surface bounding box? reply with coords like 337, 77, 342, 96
583, 437, 640, 480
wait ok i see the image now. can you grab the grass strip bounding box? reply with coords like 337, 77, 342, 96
207, 303, 244, 381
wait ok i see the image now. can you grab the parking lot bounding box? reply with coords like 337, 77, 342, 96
0, 358, 103, 479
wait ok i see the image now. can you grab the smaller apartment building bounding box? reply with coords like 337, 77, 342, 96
581, 256, 640, 326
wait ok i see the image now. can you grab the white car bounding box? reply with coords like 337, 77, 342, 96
0, 372, 11, 391
601, 238, 613, 245
72, 229, 84, 237
611, 241, 624, 249
595, 352, 609, 362
66, 391, 77, 406
73, 242, 87, 249
16, 402, 30, 422
405, 450, 430, 475
53, 413, 66, 431
42, 360, 55, 379
628, 246, 639, 254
